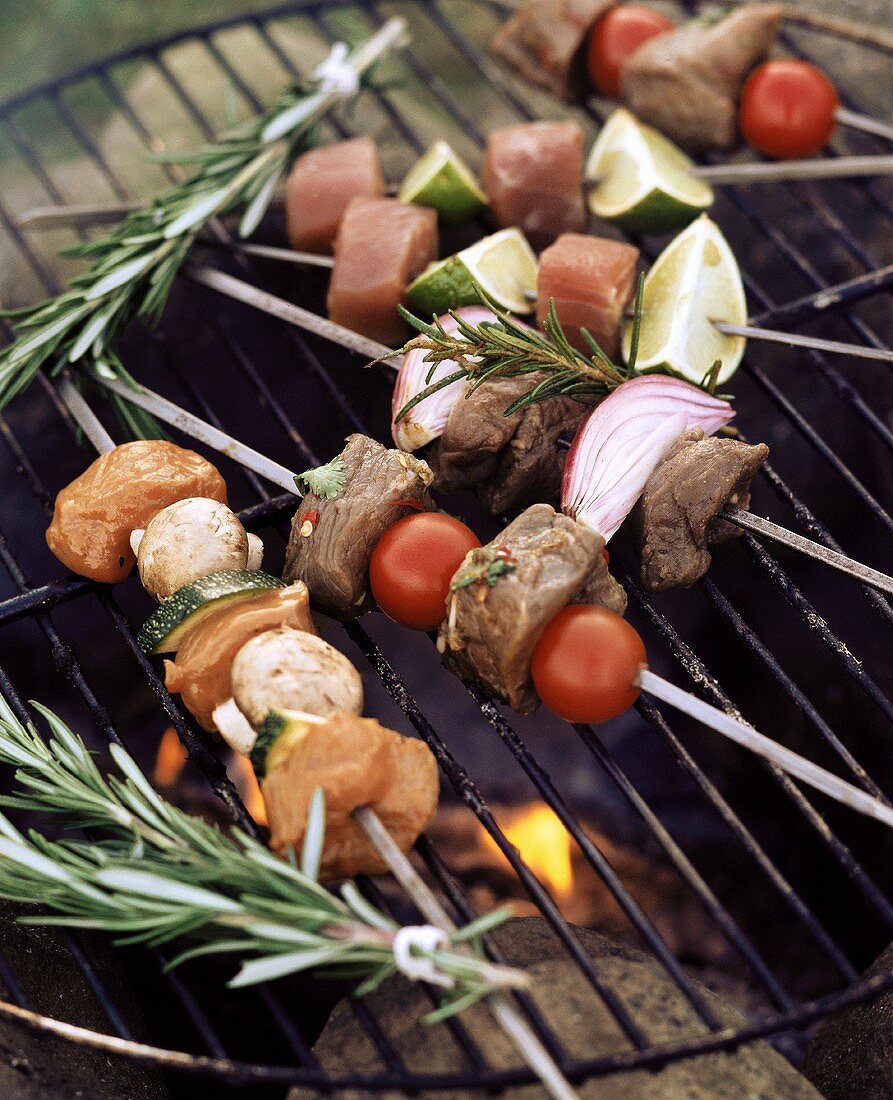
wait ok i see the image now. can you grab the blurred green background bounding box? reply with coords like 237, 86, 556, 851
0, 0, 277, 100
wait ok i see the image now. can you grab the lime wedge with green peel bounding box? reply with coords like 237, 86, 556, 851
405, 228, 538, 317
623, 215, 747, 386
587, 108, 714, 234
398, 140, 487, 223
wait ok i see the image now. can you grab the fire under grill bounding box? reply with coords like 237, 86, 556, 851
0, 0, 893, 1094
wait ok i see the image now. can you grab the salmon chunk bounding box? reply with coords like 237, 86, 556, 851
484, 121, 587, 247
285, 137, 385, 253
537, 233, 640, 357
327, 198, 439, 345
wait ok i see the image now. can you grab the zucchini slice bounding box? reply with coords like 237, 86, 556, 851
138, 569, 284, 655
251, 708, 322, 780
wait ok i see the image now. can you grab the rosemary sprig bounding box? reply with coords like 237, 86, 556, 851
0, 21, 406, 437
0, 696, 522, 1019
391, 275, 685, 422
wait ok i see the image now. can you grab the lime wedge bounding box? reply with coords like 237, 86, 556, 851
398, 140, 487, 224
587, 108, 714, 234
405, 228, 538, 316
623, 215, 747, 385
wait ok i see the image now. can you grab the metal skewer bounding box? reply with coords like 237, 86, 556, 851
638, 670, 893, 831
88, 353, 893, 601
56, 376, 893, 837
52, 376, 578, 1100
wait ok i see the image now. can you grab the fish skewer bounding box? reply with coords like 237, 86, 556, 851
191, 257, 893, 367
19, 147, 893, 234
62, 377, 893, 834
52, 378, 579, 1100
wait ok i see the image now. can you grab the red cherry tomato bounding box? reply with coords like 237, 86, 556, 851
587, 6, 674, 99
531, 605, 647, 724
740, 60, 839, 159
370, 512, 481, 631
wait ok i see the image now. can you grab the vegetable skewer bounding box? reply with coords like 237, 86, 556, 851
50, 381, 578, 1100
58, 379, 893, 832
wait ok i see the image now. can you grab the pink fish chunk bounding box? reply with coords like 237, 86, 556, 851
484, 121, 587, 248
286, 137, 386, 253
537, 233, 640, 358
327, 198, 439, 346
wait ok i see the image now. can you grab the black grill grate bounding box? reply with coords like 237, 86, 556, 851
0, 0, 892, 1092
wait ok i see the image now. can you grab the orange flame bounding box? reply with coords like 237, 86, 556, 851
154, 727, 187, 787
227, 752, 268, 827
484, 803, 574, 898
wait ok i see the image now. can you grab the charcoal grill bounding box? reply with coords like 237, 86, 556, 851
1, 0, 893, 1094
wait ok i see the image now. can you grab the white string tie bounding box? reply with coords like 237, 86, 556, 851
313, 42, 360, 100
392, 925, 454, 987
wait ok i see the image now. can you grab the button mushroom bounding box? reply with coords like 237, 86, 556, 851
231, 627, 363, 727
135, 497, 263, 601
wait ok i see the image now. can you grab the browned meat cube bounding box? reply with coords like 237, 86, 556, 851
439, 504, 627, 712
46, 440, 227, 585
284, 434, 435, 619
327, 197, 439, 345
635, 428, 769, 591
490, 0, 615, 101
537, 233, 640, 358
430, 374, 587, 516
285, 137, 386, 253
262, 712, 439, 879
620, 5, 784, 153
484, 121, 587, 248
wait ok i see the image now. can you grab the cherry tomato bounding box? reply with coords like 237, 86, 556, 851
740, 60, 839, 159
531, 605, 647, 724
587, 6, 674, 99
370, 512, 481, 631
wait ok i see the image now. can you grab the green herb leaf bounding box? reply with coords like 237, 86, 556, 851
296, 457, 346, 500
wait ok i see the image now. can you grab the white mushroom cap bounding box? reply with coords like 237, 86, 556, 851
231, 627, 363, 727
137, 497, 249, 601
246, 533, 264, 571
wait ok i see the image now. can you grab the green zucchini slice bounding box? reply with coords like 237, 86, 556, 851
138, 569, 284, 655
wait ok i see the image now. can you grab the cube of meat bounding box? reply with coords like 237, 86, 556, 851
484, 121, 587, 248
490, 0, 615, 101
537, 234, 640, 358
46, 440, 227, 585
634, 428, 769, 590
262, 712, 439, 879
430, 374, 588, 516
439, 504, 627, 712
327, 197, 439, 345
284, 434, 435, 619
285, 137, 386, 253
621, 5, 784, 153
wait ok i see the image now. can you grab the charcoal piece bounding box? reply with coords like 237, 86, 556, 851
0, 903, 169, 1099
289, 916, 821, 1099
802, 939, 893, 1099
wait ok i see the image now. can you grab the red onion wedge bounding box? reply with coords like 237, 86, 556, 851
561, 376, 734, 542
391, 307, 497, 451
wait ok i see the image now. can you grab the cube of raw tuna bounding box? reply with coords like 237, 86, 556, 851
536, 233, 640, 358
327, 198, 439, 345
484, 121, 587, 247
286, 137, 386, 253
